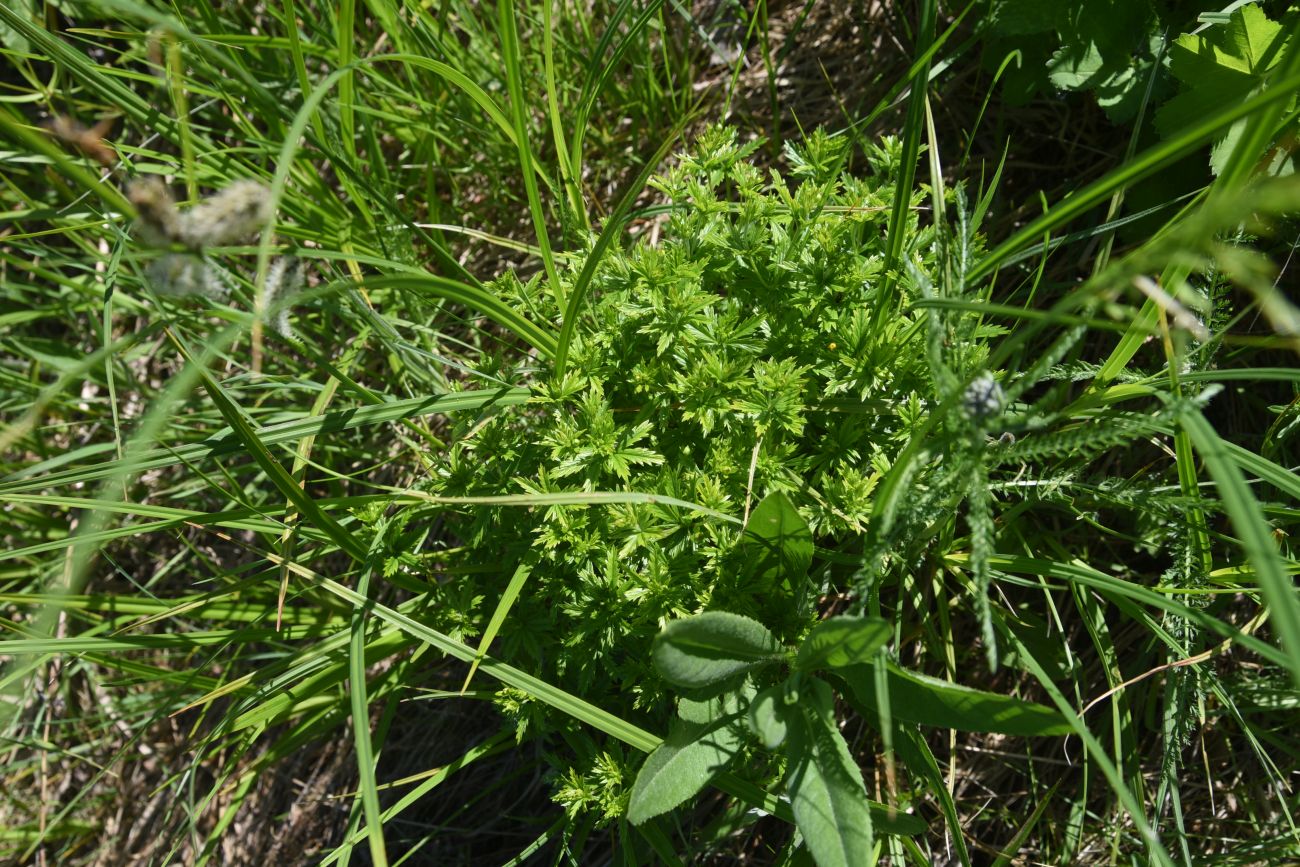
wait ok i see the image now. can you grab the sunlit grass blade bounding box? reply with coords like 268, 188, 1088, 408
355, 274, 559, 357
0, 389, 530, 494
319, 732, 512, 866
553, 125, 688, 374
168, 329, 368, 563
347, 542, 389, 867
876, 0, 936, 316
965, 554, 1293, 671
498, 0, 563, 309
542, 0, 586, 231
1179, 409, 1300, 687
461, 557, 534, 693
997, 624, 1173, 867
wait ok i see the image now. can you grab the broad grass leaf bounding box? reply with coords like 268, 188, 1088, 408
626, 715, 742, 824
652, 611, 782, 689
785, 678, 873, 867
794, 616, 891, 672
840, 662, 1071, 736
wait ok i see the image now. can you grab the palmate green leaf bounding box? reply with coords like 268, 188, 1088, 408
1158, 5, 1290, 132
838, 661, 1071, 736
651, 611, 783, 689
794, 616, 891, 673
740, 491, 813, 592
968, 62, 1300, 282
1158, 5, 1296, 174
786, 678, 874, 867
626, 714, 743, 824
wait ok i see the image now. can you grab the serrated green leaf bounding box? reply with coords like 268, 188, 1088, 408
1047, 40, 1105, 91
785, 678, 874, 867
794, 616, 892, 673
652, 611, 782, 689
626, 715, 742, 824
1156, 4, 1293, 154
840, 662, 1071, 736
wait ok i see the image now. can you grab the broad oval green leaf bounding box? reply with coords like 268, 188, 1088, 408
741, 490, 813, 591
678, 682, 746, 724
748, 683, 793, 749
786, 678, 874, 867
840, 662, 1071, 736
794, 616, 892, 672
626, 715, 742, 824
652, 611, 782, 689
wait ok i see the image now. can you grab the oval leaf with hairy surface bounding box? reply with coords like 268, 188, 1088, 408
794, 615, 892, 672
748, 683, 793, 749
652, 611, 782, 689
741, 490, 813, 590
678, 680, 752, 724
786, 677, 873, 867
840, 662, 1071, 736
627, 715, 742, 824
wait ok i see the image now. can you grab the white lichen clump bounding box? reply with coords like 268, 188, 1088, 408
128, 177, 301, 335
176, 179, 273, 248
264, 254, 305, 337
962, 372, 1005, 421
145, 254, 231, 300
128, 177, 272, 250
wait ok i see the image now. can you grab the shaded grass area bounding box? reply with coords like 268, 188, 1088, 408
3, 0, 1300, 865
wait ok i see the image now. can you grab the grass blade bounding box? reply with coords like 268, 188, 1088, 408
1179, 408, 1300, 686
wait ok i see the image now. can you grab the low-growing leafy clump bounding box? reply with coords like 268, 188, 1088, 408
6, 1, 1300, 862
393, 127, 1013, 839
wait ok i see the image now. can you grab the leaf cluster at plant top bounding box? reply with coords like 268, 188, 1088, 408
409, 126, 987, 770
984, 0, 1300, 175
